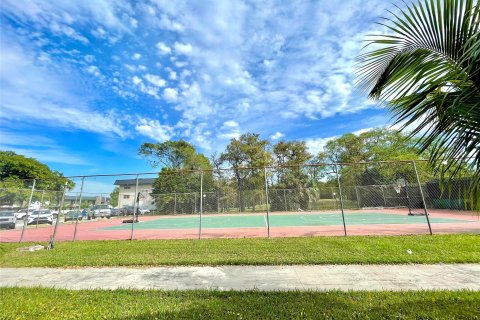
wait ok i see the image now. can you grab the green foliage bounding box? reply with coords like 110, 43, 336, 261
109, 187, 119, 207
220, 133, 271, 212
0, 151, 73, 206
356, 0, 480, 210
139, 140, 212, 213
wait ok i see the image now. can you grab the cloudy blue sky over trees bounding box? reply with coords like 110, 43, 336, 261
0, 0, 394, 176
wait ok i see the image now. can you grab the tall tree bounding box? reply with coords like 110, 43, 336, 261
271, 141, 313, 211
109, 187, 119, 207
220, 133, 271, 212
139, 141, 212, 214
356, 0, 480, 209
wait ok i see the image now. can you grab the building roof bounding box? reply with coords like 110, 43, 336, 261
64, 195, 105, 201
114, 178, 156, 186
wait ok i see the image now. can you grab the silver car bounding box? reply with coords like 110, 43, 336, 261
0, 211, 16, 229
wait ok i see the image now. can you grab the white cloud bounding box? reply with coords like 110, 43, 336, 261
169, 71, 177, 80
174, 42, 193, 55
86, 65, 101, 77
158, 14, 185, 32
132, 53, 141, 60
305, 136, 338, 155
132, 75, 142, 85
135, 119, 173, 142
270, 132, 284, 140
218, 120, 240, 140
0, 35, 126, 137
163, 88, 178, 102
156, 42, 171, 54
144, 74, 166, 87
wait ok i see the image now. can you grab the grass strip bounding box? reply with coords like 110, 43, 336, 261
0, 234, 479, 267
0, 287, 479, 319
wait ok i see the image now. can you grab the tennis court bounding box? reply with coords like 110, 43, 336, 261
0, 209, 478, 242
103, 211, 468, 230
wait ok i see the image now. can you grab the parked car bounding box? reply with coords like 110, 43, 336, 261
64, 210, 83, 222
110, 208, 120, 217
15, 208, 35, 220
27, 210, 54, 225
88, 204, 112, 219
120, 206, 148, 216
120, 206, 134, 216
0, 211, 17, 229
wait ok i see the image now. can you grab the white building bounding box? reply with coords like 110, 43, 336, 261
114, 178, 155, 209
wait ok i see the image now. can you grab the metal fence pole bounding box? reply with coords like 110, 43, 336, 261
412, 161, 433, 235
380, 185, 387, 207
130, 174, 139, 240
73, 177, 85, 241
199, 171, 203, 239
264, 167, 270, 238
49, 182, 68, 248
174, 193, 177, 214
19, 179, 36, 242
354, 186, 361, 209
334, 164, 347, 236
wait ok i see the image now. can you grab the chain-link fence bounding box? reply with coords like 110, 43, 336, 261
0, 161, 478, 243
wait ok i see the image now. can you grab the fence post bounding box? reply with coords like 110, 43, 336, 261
264, 167, 270, 238
199, 171, 203, 239
380, 185, 387, 207
19, 179, 36, 243
354, 186, 361, 209
73, 177, 85, 241
130, 174, 139, 240
49, 182, 68, 248
412, 160, 433, 235
174, 193, 177, 214
334, 164, 347, 236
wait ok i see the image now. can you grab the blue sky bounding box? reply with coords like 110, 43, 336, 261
0, 0, 395, 180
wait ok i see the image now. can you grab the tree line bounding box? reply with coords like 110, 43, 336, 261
139, 129, 460, 213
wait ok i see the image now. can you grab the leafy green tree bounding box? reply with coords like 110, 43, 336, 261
220, 133, 271, 212
109, 187, 119, 207
271, 141, 313, 210
356, 0, 480, 209
139, 141, 212, 214
0, 151, 73, 206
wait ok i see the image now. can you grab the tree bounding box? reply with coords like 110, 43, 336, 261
139, 141, 212, 214
220, 133, 271, 212
110, 187, 119, 207
0, 151, 73, 206
270, 141, 313, 210
356, 0, 480, 210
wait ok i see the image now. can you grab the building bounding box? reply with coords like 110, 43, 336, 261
64, 195, 108, 209
114, 178, 156, 209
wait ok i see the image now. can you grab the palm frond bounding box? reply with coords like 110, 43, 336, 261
356, 0, 480, 210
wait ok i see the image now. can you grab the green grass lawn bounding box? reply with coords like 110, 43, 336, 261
0, 234, 478, 267
0, 287, 479, 319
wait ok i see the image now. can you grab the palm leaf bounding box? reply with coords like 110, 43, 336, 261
356, 0, 480, 210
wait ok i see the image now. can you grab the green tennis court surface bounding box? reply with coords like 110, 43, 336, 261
103, 212, 471, 230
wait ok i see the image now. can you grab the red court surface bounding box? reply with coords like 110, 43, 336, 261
1, 209, 478, 242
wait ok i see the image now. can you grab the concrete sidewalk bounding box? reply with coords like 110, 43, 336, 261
1, 264, 479, 291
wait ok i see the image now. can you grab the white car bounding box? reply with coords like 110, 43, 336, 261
27, 210, 54, 225
16, 209, 35, 220
89, 204, 112, 219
